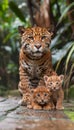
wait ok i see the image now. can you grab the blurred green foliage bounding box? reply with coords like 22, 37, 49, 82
0, 0, 30, 91
65, 111, 74, 121
0, 0, 74, 95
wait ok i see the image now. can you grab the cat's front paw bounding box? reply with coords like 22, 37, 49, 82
56, 106, 64, 110
18, 99, 23, 105
27, 105, 32, 109
18, 99, 26, 106
43, 105, 52, 110
33, 105, 42, 110
51, 105, 55, 110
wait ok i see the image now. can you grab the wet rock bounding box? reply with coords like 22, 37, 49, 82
0, 97, 74, 130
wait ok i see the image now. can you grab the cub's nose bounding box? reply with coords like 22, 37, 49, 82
35, 44, 41, 49
41, 99, 44, 103
53, 87, 56, 90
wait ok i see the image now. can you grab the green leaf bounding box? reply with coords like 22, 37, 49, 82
3, 30, 17, 43
2, 0, 8, 11
9, 1, 25, 22
52, 41, 74, 65
65, 44, 74, 71
57, 2, 74, 25
50, 35, 60, 49
55, 57, 64, 71
65, 111, 74, 121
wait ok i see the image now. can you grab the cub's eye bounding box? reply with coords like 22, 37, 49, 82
37, 93, 40, 97
41, 36, 47, 40
56, 82, 59, 85
44, 93, 47, 96
28, 36, 34, 40
49, 82, 52, 85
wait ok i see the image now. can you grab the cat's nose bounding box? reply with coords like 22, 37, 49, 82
35, 44, 41, 49
42, 99, 44, 102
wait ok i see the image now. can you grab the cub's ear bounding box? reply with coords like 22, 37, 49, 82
44, 75, 49, 83
18, 26, 25, 35
31, 89, 36, 93
59, 75, 64, 82
31, 89, 34, 93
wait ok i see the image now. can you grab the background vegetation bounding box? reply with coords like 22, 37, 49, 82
0, 0, 74, 99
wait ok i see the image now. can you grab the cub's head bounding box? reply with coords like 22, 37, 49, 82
18, 26, 53, 58
44, 75, 64, 91
33, 86, 52, 106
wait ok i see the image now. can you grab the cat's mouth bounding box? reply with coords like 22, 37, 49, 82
31, 51, 43, 57
38, 100, 48, 106
52, 88, 59, 91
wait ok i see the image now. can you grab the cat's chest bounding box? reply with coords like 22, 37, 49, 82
28, 65, 42, 77
22, 60, 44, 77
52, 91, 59, 99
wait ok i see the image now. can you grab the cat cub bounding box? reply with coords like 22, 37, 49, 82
28, 86, 54, 110
44, 75, 64, 110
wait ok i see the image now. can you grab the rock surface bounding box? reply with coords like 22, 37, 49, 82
0, 97, 74, 130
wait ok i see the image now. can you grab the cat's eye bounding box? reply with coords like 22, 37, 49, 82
25, 43, 29, 48
41, 36, 47, 40
56, 82, 59, 85
50, 82, 52, 85
37, 93, 40, 97
44, 93, 47, 96
28, 36, 34, 40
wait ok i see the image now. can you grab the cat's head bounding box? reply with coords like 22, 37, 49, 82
33, 86, 52, 106
44, 75, 64, 91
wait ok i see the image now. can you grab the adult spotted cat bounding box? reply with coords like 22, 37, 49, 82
18, 26, 56, 104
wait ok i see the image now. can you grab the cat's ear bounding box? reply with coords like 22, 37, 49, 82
59, 75, 64, 82
44, 75, 49, 84
47, 25, 54, 37
18, 26, 25, 35
48, 30, 53, 37
31, 89, 37, 93
31, 89, 35, 93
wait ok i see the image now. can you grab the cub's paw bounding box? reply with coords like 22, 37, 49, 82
51, 106, 55, 110
43, 105, 52, 110
56, 106, 64, 110
27, 105, 32, 109
33, 105, 42, 110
